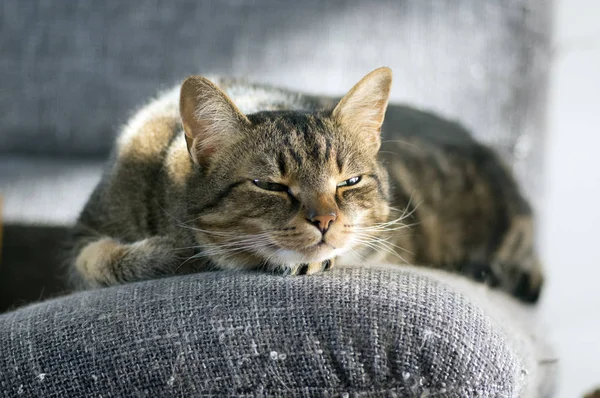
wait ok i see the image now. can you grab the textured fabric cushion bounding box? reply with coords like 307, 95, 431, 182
0, 267, 554, 397
0, 0, 551, 204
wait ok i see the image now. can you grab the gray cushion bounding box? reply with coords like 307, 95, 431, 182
0, 267, 554, 397
0, 0, 551, 205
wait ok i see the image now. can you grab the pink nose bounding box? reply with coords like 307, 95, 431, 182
308, 214, 337, 233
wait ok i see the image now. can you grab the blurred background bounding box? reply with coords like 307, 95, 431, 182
0, 1, 598, 396
540, 0, 600, 396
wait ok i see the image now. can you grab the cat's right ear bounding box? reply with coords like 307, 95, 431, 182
180, 76, 251, 167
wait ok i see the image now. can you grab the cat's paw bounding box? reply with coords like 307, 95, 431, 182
495, 257, 545, 304
75, 237, 126, 286
461, 261, 544, 303
512, 268, 544, 303
290, 258, 334, 276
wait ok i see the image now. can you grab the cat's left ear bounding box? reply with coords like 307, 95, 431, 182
332, 67, 392, 151
180, 76, 251, 167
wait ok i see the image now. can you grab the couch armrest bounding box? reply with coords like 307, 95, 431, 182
0, 267, 554, 397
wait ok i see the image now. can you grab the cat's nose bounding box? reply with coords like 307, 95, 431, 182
308, 213, 337, 234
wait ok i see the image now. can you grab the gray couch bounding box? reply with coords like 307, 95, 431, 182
0, 1, 555, 396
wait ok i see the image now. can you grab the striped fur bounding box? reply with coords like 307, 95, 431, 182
68, 68, 543, 303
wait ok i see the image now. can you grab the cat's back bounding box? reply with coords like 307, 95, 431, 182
379, 108, 531, 267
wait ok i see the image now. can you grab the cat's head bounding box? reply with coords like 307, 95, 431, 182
180, 68, 392, 272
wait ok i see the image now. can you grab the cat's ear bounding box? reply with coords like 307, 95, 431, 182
180, 76, 251, 166
332, 67, 392, 150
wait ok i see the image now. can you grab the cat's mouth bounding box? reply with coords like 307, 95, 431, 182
307, 237, 334, 248
296, 237, 337, 255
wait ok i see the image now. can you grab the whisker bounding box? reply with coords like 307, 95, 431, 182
174, 234, 275, 271
380, 139, 423, 152
354, 222, 419, 233
173, 232, 273, 251
352, 236, 410, 264
196, 239, 274, 257
176, 224, 242, 236
354, 233, 414, 255
345, 246, 367, 262
353, 197, 422, 233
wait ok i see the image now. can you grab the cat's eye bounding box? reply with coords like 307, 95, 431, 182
253, 179, 289, 192
337, 176, 362, 188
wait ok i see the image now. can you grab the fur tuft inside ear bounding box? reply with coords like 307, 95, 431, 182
179, 76, 250, 166
332, 67, 392, 150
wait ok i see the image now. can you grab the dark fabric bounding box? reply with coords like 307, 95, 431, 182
0, 225, 71, 314
0, 268, 540, 397
0, 1, 551, 203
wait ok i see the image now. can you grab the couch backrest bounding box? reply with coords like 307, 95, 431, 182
0, 0, 551, 202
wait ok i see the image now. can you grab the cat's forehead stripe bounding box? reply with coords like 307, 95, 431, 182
281, 131, 304, 167
247, 110, 358, 179
277, 151, 288, 176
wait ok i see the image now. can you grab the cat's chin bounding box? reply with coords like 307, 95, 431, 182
266, 244, 347, 266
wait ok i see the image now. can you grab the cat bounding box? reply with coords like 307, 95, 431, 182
68, 67, 544, 303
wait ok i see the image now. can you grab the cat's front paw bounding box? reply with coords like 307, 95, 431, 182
290, 258, 334, 276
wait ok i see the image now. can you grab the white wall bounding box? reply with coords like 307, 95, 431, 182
540, 0, 600, 396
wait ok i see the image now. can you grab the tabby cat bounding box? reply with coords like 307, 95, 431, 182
69, 67, 543, 303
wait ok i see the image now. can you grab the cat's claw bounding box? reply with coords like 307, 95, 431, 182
290, 258, 334, 276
